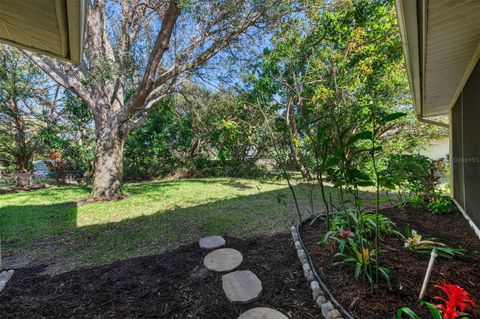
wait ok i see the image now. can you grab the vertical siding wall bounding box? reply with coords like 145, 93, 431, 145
452, 60, 480, 228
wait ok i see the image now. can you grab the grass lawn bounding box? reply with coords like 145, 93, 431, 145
1, 177, 340, 273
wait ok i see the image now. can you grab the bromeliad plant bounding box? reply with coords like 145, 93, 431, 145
396, 281, 478, 319
326, 210, 401, 240
322, 209, 400, 290
435, 281, 478, 319
333, 237, 392, 289
324, 226, 392, 289
404, 225, 463, 259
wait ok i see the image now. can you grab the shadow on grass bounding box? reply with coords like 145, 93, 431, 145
0, 182, 376, 271
124, 178, 271, 195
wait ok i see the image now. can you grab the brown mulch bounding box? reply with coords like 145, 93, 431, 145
300, 204, 480, 319
0, 233, 320, 319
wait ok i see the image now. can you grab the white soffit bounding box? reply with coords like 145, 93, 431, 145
424, 0, 480, 116
0, 0, 86, 64
396, 0, 480, 117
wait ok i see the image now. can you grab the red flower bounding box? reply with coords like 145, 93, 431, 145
434, 281, 478, 319
340, 229, 353, 239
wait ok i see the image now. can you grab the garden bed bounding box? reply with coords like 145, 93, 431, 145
0, 233, 320, 319
300, 204, 480, 319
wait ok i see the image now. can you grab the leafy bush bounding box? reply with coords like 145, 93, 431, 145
384, 154, 452, 213
193, 159, 269, 178
408, 193, 425, 208
123, 95, 270, 181
124, 98, 193, 180
427, 196, 453, 215
383, 154, 435, 195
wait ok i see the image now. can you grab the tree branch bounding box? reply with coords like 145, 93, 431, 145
120, 0, 180, 123
24, 52, 94, 107
121, 91, 168, 135
154, 10, 263, 89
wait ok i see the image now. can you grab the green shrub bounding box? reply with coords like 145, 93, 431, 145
408, 194, 424, 208
427, 196, 453, 215
193, 158, 269, 178
382, 154, 436, 195
124, 98, 192, 180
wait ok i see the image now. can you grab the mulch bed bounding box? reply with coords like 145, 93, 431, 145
300, 204, 480, 319
0, 233, 320, 319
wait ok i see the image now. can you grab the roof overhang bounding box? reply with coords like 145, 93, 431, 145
0, 0, 87, 64
395, 0, 480, 118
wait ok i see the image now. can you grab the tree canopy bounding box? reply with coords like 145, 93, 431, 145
0, 0, 447, 195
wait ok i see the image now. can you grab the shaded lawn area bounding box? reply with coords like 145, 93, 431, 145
1, 177, 352, 273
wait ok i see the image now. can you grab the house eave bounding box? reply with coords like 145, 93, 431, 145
0, 0, 87, 64
395, 0, 480, 118
395, 0, 423, 118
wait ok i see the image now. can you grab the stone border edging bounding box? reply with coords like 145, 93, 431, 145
0, 269, 14, 293
291, 225, 355, 319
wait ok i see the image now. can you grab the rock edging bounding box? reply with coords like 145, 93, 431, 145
0, 269, 14, 293
290, 225, 354, 319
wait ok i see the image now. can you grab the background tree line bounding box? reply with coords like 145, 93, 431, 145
0, 0, 447, 196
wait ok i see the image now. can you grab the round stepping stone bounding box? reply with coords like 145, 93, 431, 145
204, 248, 243, 272
238, 307, 288, 319
222, 270, 262, 303
199, 236, 226, 249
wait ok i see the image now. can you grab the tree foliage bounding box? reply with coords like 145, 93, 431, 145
0, 0, 448, 202
0, 46, 56, 185
25, 0, 292, 199
124, 97, 192, 179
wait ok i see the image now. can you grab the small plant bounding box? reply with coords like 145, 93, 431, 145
427, 196, 453, 215
333, 239, 391, 289
321, 228, 355, 254
404, 225, 463, 259
396, 281, 478, 319
409, 193, 425, 209
328, 211, 400, 240
322, 210, 399, 289
325, 228, 392, 289
396, 301, 443, 319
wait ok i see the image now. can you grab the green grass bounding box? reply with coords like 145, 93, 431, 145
1, 178, 333, 272
1, 177, 378, 272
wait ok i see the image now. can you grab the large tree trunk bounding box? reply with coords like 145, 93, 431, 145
91, 121, 125, 199
15, 152, 32, 189
15, 154, 29, 173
